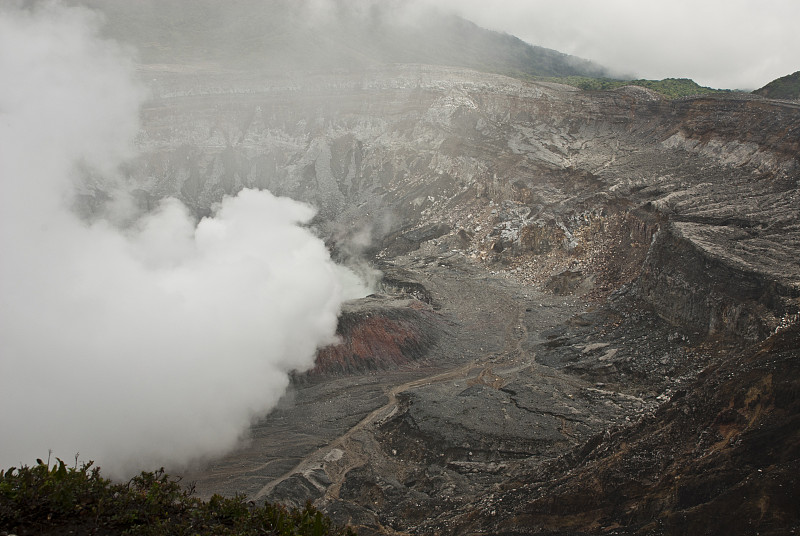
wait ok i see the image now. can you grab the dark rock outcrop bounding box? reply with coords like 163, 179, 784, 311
440, 324, 800, 536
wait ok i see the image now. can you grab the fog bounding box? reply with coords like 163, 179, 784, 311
74, 0, 798, 91
0, 2, 366, 475
422, 0, 800, 90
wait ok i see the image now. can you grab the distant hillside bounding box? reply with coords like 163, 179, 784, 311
540, 76, 730, 99
68, 1, 738, 100
753, 71, 800, 100
72, 0, 611, 78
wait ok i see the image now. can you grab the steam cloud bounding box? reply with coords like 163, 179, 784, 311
0, 2, 366, 475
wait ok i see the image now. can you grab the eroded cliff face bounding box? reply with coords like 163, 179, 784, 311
128, 66, 800, 534
132, 65, 798, 340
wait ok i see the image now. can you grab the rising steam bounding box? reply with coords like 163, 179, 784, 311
0, 2, 366, 475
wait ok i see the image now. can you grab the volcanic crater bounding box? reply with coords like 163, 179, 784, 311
134, 64, 800, 534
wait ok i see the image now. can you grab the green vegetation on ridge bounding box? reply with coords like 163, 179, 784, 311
753, 71, 800, 100
0, 458, 355, 536
535, 76, 732, 99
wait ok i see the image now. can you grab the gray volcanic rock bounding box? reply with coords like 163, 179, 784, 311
131, 66, 799, 333
128, 66, 800, 534
431, 323, 800, 536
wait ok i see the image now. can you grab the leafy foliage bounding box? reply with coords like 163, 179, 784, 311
534, 76, 732, 99
0, 458, 355, 536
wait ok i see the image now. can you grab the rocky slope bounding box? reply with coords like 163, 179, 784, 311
125, 65, 800, 534
434, 323, 800, 535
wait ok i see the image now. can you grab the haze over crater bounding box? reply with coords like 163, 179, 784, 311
0, 1, 367, 476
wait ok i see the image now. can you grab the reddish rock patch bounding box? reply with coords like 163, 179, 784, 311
310, 303, 439, 377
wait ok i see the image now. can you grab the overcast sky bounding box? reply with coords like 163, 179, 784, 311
425, 0, 799, 90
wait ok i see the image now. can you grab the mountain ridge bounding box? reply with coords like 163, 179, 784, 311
754, 70, 800, 100
74, 0, 611, 79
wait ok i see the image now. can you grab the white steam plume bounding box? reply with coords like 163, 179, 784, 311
0, 2, 366, 475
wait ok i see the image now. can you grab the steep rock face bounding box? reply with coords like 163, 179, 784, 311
132, 66, 800, 340
667, 97, 800, 164
633, 222, 799, 341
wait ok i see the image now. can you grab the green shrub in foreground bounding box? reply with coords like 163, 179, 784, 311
0, 458, 355, 535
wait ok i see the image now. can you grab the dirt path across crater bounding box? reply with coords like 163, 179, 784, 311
185, 257, 583, 502
253, 358, 486, 500
253, 263, 581, 502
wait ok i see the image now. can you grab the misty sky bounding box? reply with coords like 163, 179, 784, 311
427, 0, 799, 89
